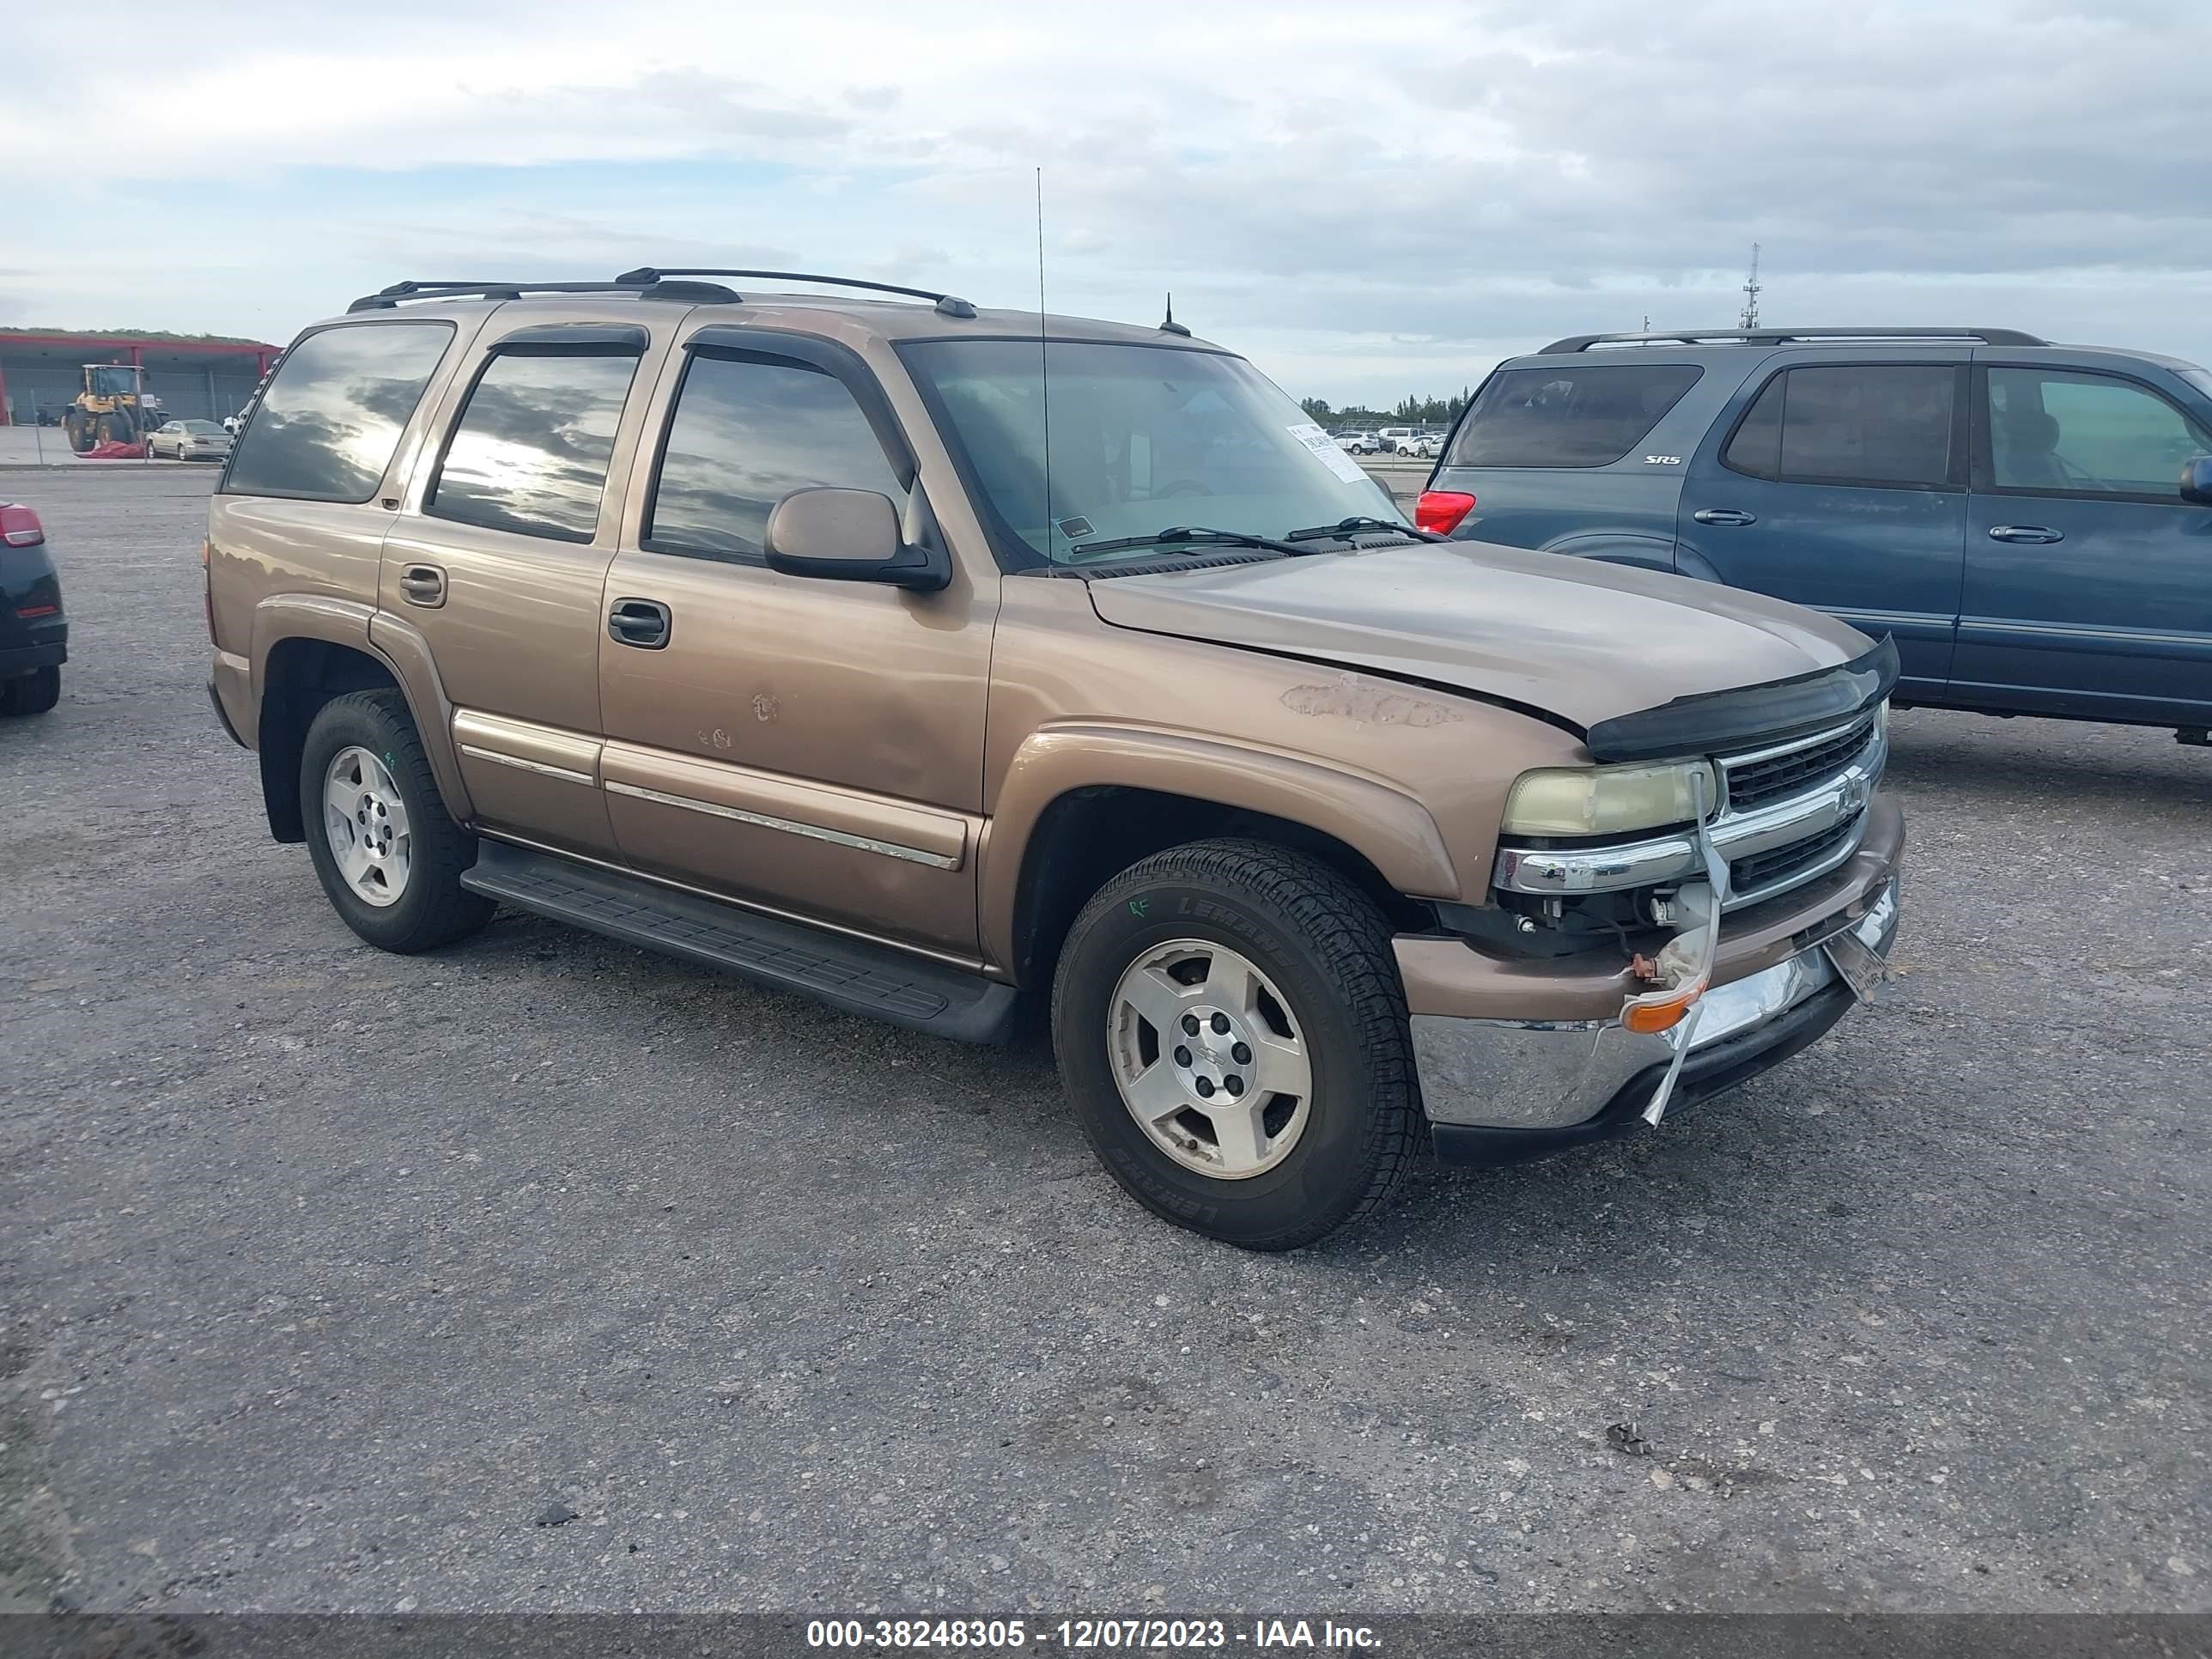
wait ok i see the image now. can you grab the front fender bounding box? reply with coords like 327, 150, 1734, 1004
978, 721, 1459, 973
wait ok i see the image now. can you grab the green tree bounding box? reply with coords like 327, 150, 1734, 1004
1304, 388, 1476, 428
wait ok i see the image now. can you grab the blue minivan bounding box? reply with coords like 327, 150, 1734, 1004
1420, 327, 2212, 741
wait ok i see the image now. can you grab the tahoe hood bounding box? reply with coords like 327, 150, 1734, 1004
1084, 539, 1875, 735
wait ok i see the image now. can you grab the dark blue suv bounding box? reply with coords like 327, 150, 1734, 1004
1419, 327, 2212, 742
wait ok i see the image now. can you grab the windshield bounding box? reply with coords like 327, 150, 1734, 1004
900, 339, 1401, 564
2183, 367, 2212, 408
183, 421, 224, 434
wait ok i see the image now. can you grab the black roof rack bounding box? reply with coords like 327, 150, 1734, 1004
1538, 325, 2051, 353
617, 268, 978, 319
348, 269, 982, 319
346, 279, 649, 313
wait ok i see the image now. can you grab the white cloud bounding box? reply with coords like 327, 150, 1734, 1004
3, 0, 2206, 404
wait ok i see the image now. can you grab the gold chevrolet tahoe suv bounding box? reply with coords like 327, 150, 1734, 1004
204, 269, 1903, 1249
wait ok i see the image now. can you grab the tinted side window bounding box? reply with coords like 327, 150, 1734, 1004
427, 351, 640, 543
1445, 364, 1702, 468
1988, 368, 2212, 496
646, 353, 905, 561
1721, 374, 1784, 477
224, 323, 453, 502
1726, 365, 1955, 487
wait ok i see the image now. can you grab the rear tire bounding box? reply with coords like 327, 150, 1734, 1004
299, 689, 494, 953
0, 666, 60, 716
1051, 838, 1421, 1250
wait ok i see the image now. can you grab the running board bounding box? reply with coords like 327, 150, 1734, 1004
462, 841, 1019, 1044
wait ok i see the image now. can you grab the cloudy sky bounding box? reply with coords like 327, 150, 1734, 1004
4, 0, 2203, 406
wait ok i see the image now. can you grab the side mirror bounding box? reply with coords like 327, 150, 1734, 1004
763, 487, 948, 592
2182, 455, 2212, 507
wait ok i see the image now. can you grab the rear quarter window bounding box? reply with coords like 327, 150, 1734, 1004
1444, 363, 1702, 468
223, 323, 454, 502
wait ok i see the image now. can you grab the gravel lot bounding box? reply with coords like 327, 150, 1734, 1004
3, 467, 2206, 1616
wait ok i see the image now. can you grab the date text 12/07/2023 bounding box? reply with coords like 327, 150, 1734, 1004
805, 1617, 1383, 1650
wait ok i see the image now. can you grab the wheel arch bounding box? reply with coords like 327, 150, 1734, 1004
252, 604, 471, 842
1540, 530, 1682, 572
985, 726, 1457, 986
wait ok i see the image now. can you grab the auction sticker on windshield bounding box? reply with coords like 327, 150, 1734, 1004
1286, 422, 1371, 483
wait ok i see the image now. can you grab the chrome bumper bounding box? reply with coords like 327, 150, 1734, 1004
1412, 879, 1898, 1133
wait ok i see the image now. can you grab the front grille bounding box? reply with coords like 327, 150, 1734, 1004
1722, 716, 1876, 812
1730, 809, 1863, 897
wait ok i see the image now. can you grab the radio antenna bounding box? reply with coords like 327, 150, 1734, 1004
1036, 167, 1053, 552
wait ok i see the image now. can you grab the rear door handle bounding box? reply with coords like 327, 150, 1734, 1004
1692, 508, 1758, 527
608, 597, 672, 648
397, 563, 446, 607
1988, 524, 2063, 544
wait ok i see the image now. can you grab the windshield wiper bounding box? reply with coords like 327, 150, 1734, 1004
1064, 525, 1316, 560
1285, 515, 1446, 544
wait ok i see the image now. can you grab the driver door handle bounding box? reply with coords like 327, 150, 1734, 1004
1692, 507, 1758, 526
608, 597, 672, 648
397, 564, 446, 607
1988, 525, 2063, 544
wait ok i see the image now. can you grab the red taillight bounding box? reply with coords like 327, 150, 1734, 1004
0, 503, 44, 548
1415, 489, 1476, 537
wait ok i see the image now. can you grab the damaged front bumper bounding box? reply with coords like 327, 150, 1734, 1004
1410, 876, 1899, 1167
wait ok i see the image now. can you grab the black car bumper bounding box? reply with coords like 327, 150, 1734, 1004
0, 639, 65, 676
3, 538, 66, 674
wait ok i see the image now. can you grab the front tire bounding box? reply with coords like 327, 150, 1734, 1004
299, 689, 495, 953
1052, 838, 1420, 1250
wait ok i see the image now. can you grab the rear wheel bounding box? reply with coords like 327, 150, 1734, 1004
1051, 838, 1421, 1250
299, 689, 494, 953
0, 666, 60, 716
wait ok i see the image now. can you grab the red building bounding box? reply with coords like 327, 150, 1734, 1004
0, 331, 283, 427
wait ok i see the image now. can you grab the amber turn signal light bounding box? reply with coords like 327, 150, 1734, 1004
1621, 980, 1706, 1035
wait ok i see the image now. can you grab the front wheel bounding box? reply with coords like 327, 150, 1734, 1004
1052, 838, 1421, 1250
299, 689, 495, 953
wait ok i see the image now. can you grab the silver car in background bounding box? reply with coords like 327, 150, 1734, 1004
149, 420, 234, 462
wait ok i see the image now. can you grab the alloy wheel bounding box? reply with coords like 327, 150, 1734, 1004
322, 744, 412, 908
1106, 939, 1313, 1180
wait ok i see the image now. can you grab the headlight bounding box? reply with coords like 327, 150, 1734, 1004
1500, 759, 1719, 837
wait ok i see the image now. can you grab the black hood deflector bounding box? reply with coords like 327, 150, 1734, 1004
1584, 636, 1899, 763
